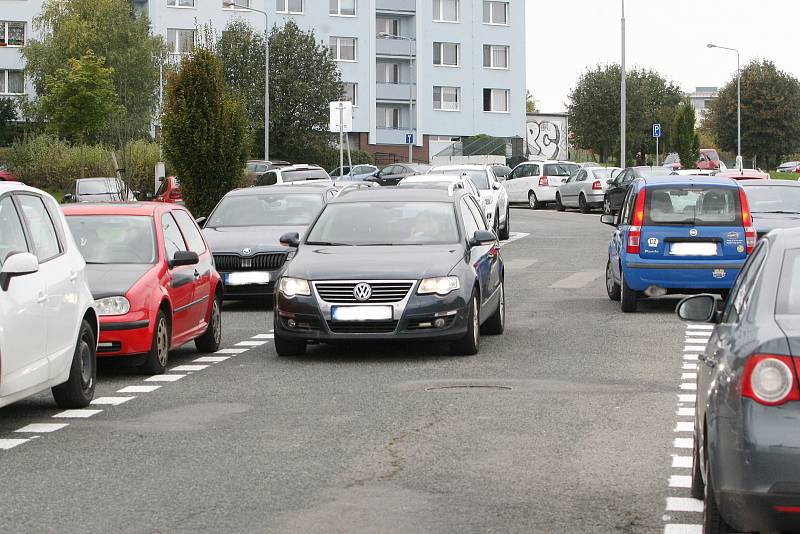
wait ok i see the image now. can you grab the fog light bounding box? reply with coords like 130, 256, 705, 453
287, 319, 296, 328
434, 318, 446, 328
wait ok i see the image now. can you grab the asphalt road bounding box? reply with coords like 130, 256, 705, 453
0, 206, 693, 534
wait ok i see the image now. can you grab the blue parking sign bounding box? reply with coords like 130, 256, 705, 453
652, 123, 661, 138
405, 133, 414, 144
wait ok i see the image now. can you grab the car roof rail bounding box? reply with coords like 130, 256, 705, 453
334, 182, 377, 197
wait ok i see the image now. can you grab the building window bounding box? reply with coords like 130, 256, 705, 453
329, 37, 357, 61
377, 107, 402, 129
433, 42, 459, 67
167, 29, 195, 55
376, 17, 400, 37
167, 0, 195, 7
433, 0, 459, 22
433, 86, 460, 111
483, 88, 509, 112
483, 45, 509, 69
377, 62, 400, 84
276, 0, 304, 14
343, 82, 357, 106
224, 0, 250, 8
483, 1, 508, 24
0, 21, 25, 47
0, 70, 25, 95
329, 0, 355, 16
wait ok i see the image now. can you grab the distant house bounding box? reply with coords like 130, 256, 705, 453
687, 86, 719, 126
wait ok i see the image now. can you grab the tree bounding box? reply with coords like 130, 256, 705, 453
567, 65, 682, 165
706, 59, 800, 169
670, 101, 699, 169
268, 20, 343, 163
161, 45, 250, 218
0, 98, 17, 145
526, 90, 538, 113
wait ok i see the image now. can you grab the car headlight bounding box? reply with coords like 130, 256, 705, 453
418, 276, 460, 296
94, 296, 130, 316
278, 277, 311, 297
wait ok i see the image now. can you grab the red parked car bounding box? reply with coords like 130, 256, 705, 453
154, 176, 182, 204
715, 169, 771, 181
62, 203, 222, 373
696, 148, 722, 170
0, 166, 19, 182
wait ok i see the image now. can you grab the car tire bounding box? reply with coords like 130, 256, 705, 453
555, 193, 565, 212
52, 319, 96, 409
579, 194, 590, 214
528, 191, 543, 210
141, 311, 170, 374
451, 291, 480, 356
603, 196, 613, 215
481, 281, 505, 335
273, 313, 307, 357
620, 271, 638, 313
606, 261, 621, 301
195, 295, 222, 353
499, 208, 510, 240
493, 209, 501, 236
704, 471, 734, 534
691, 431, 705, 500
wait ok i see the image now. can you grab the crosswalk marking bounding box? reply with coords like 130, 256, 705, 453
549, 270, 604, 289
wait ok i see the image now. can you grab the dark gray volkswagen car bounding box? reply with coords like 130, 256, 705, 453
740, 180, 800, 239
676, 227, 800, 533
273, 187, 505, 356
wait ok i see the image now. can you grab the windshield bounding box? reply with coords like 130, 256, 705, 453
282, 169, 329, 182
66, 215, 156, 264
639, 167, 672, 178
664, 154, 680, 164
592, 168, 619, 180
438, 169, 489, 190
544, 163, 579, 176
777, 249, 800, 315
78, 179, 124, 195
644, 186, 741, 226
744, 186, 800, 214
207, 194, 323, 227
306, 201, 459, 245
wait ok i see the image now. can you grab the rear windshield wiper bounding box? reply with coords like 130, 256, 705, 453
752, 210, 800, 215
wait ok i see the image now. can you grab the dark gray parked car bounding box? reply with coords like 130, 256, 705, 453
740, 180, 800, 239
676, 227, 800, 533
367, 163, 431, 186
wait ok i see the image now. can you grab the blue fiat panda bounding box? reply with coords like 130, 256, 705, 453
602, 175, 754, 312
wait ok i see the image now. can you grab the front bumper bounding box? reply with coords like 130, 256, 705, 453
623, 260, 744, 291
97, 313, 152, 357
220, 267, 286, 299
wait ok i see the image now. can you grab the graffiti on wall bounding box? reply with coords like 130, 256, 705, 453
527, 116, 568, 160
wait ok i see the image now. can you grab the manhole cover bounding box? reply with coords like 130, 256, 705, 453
425, 385, 513, 392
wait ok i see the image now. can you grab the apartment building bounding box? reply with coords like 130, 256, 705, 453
2, 0, 526, 162
0, 1, 43, 100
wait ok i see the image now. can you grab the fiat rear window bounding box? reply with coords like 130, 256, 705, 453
643, 186, 741, 227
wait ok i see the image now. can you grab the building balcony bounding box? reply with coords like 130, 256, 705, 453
376, 37, 416, 58
376, 82, 416, 102
376, 0, 416, 13
376, 128, 416, 146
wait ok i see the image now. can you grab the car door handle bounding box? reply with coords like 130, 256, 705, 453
194, 269, 201, 279
69, 271, 78, 282
36, 293, 48, 304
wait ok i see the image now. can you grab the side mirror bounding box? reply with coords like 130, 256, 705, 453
492, 181, 502, 190
600, 214, 617, 226
132, 190, 141, 200
63, 193, 74, 203
606, 179, 614, 185
143, 192, 154, 201
1, 252, 39, 290
280, 232, 301, 248
469, 229, 497, 247
676, 294, 720, 323
195, 216, 207, 228
170, 250, 199, 268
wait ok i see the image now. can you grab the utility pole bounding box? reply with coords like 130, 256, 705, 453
620, 0, 626, 168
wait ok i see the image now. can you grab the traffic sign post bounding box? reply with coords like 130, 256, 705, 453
330, 102, 354, 176
652, 123, 661, 166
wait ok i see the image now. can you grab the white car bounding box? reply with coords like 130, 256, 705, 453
257, 164, 330, 186
505, 160, 580, 209
429, 164, 510, 240
398, 173, 481, 199
556, 167, 621, 213
0, 183, 97, 409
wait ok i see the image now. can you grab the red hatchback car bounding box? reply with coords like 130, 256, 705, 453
62, 203, 223, 373
154, 176, 182, 204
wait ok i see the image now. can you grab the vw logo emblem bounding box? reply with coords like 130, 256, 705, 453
242, 248, 253, 256
689, 229, 698, 237
353, 282, 372, 302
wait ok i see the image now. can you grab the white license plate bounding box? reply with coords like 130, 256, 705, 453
226, 272, 270, 286
332, 306, 393, 321
669, 242, 718, 256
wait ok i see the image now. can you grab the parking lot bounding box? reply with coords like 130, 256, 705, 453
0, 206, 703, 533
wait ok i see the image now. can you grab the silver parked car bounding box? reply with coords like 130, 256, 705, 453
555, 167, 621, 213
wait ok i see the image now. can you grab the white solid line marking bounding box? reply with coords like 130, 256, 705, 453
53, 409, 103, 419
118, 385, 161, 393
678, 394, 696, 403
684, 345, 706, 352
251, 334, 274, 339
664, 524, 702, 534
170, 365, 209, 372
681, 372, 697, 381
90, 396, 135, 406
683, 354, 699, 361
0, 438, 29, 450
686, 324, 714, 330
674, 421, 694, 432
15, 423, 68, 433
680, 383, 697, 391
677, 407, 695, 417
144, 374, 186, 382
549, 270, 604, 289
682, 363, 698, 370
673, 438, 693, 449
193, 356, 230, 363
672, 456, 693, 469
666, 497, 703, 512
685, 337, 709, 343
669, 475, 692, 488
215, 348, 248, 354
235, 340, 266, 347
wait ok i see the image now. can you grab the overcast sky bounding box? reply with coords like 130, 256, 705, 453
525, 0, 800, 113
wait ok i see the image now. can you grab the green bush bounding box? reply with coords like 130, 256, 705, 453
116, 139, 162, 195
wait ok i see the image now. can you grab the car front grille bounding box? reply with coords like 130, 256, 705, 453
327, 321, 398, 334
214, 253, 287, 272
315, 281, 414, 303
97, 341, 122, 354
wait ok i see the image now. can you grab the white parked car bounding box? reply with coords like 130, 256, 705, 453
0, 183, 97, 409
429, 164, 510, 239
398, 173, 482, 199
256, 164, 330, 186
505, 160, 580, 209
556, 167, 621, 213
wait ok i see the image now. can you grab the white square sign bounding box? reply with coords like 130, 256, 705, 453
329, 101, 353, 133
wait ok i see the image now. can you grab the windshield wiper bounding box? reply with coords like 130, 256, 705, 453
306, 241, 353, 246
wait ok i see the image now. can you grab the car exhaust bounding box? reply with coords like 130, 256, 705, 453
644, 285, 667, 298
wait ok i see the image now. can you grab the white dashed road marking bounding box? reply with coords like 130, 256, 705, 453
15, 423, 68, 433
673, 438, 692, 449
169, 365, 209, 372
664, 524, 702, 534
118, 385, 161, 393
549, 270, 604, 289
235, 340, 267, 347
91, 396, 135, 406
193, 356, 231, 363
251, 334, 274, 340
53, 409, 103, 419
215, 348, 249, 354
674, 421, 694, 432
669, 475, 692, 488
144, 374, 186, 382
671, 456, 692, 469
666, 497, 704, 513
0, 439, 29, 450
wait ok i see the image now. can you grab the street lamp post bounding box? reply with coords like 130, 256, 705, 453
224, 1, 269, 161
378, 32, 415, 163
707, 43, 741, 169
620, 0, 626, 168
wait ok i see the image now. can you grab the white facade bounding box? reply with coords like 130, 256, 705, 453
687, 86, 718, 126
0, 0, 44, 101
